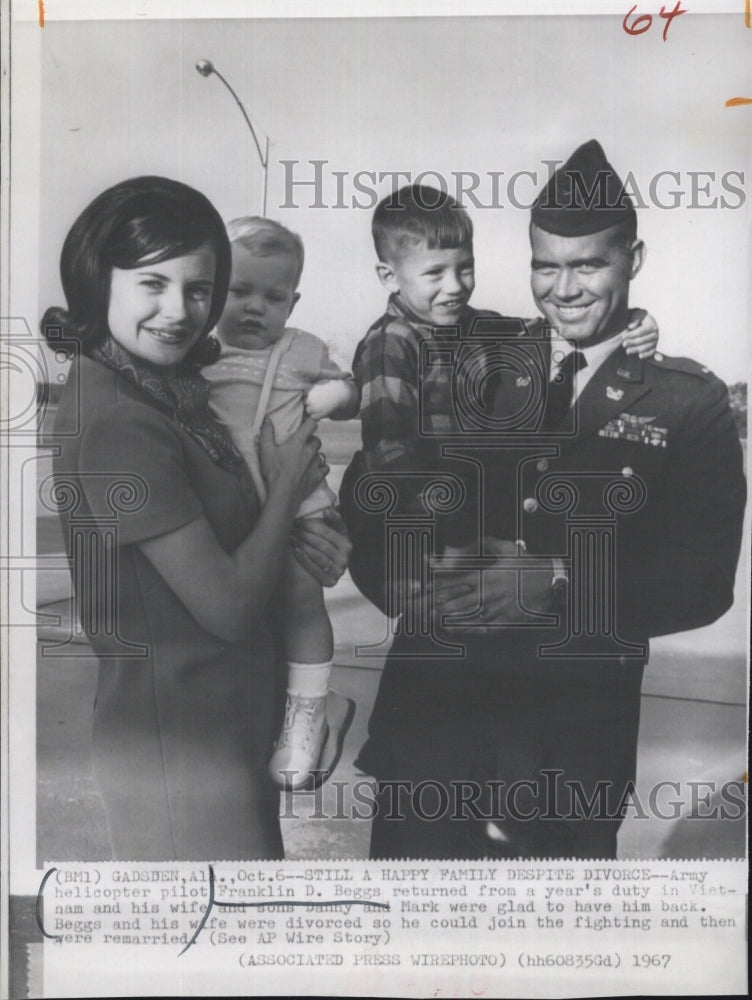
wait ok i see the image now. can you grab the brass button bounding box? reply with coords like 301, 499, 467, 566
654, 352, 664, 362
536, 458, 549, 473
523, 497, 538, 514
621, 466, 634, 478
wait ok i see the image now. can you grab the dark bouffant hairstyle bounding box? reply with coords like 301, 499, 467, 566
40, 176, 231, 369
371, 184, 473, 263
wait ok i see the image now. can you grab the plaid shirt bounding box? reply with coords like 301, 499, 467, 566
352, 294, 505, 541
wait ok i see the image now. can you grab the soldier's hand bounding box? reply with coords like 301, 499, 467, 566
431, 539, 553, 633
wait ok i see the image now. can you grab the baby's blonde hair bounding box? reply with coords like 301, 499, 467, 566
225, 217, 305, 287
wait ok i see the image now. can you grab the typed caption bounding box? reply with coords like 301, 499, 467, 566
36, 858, 746, 997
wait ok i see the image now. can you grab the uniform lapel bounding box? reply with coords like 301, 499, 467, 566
568, 346, 651, 447
489, 327, 652, 442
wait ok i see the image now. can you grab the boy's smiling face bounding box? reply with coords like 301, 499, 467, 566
216, 244, 300, 350
376, 241, 475, 327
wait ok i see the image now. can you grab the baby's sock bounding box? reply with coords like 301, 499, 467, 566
287, 660, 332, 699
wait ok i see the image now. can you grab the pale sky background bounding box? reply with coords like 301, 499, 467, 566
19, 12, 752, 381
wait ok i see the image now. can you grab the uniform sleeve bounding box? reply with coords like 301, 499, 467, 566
77, 402, 204, 545
617, 377, 746, 637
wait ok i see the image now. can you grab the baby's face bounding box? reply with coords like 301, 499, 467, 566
216, 245, 299, 350
380, 240, 475, 327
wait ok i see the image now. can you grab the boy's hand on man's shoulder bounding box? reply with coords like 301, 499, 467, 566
621, 307, 659, 358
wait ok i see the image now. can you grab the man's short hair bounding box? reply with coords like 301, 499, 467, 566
226, 216, 305, 287
372, 185, 473, 263
609, 214, 638, 250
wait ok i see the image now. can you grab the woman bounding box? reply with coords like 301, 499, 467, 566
42, 176, 351, 861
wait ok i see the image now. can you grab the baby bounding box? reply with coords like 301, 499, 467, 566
205, 217, 359, 790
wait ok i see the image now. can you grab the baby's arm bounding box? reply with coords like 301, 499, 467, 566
621, 308, 659, 358
305, 378, 360, 420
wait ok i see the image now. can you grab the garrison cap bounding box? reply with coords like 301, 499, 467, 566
531, 139, 636, 237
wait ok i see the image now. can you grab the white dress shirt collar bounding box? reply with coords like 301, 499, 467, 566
549, 333, 624, 402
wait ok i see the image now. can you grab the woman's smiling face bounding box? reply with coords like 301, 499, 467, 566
106, 245, 217, 370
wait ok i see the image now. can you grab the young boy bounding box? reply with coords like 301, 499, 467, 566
205, 217, 359, 790
345, 184, 659, 610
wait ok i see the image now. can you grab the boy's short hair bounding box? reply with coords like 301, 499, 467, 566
226, 216, 305, 287
372, 185, 473, 263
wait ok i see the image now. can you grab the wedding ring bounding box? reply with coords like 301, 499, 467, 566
318, 452, 327, 467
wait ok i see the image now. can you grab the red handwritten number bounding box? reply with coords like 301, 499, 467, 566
623, 2, 686, 40
623, 4, 652, 34
659, 2, 687, 40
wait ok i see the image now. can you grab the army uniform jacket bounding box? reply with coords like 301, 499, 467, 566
345, 320, 746, 797
486, 324, 746, 643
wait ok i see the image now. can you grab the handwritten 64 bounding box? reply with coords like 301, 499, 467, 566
623, 3, 687, 40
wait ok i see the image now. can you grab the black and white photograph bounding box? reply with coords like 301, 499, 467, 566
2, 1, 749, 996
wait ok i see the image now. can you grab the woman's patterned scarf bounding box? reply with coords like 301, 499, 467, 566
90, 335, 250, 484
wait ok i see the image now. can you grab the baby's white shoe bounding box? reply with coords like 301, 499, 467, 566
269, 694, 329, 790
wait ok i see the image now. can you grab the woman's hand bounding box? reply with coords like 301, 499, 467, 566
258, 417, 327, 510
291, 507, 352, 587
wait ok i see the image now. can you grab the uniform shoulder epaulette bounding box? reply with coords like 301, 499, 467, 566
647, 352, 715, 380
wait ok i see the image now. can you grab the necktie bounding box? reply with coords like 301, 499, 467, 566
542, 350, 587, 429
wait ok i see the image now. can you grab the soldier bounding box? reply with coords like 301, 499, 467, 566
344, 139, 746, 859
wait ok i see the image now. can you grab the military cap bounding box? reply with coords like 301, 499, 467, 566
531, 139, 636, 237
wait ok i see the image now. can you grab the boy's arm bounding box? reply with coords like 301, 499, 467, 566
355, 322, 479, 529
621, 307, 659, 358
355, 322, 424, 480
343, 326, 429, 614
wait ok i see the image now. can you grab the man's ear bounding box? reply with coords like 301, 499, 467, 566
288, 291, 301, 319
375, 262, 400, 293
629, 240, 646, 280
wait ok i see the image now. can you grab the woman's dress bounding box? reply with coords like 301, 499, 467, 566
54, 354, 284, 861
